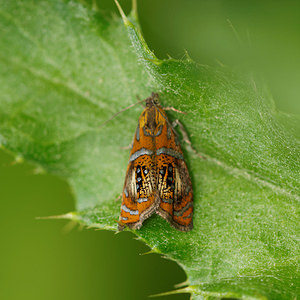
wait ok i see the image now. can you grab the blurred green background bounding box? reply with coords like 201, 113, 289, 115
0, 0, 299, 299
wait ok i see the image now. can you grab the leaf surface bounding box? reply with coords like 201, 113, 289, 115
0, 1, 299, 299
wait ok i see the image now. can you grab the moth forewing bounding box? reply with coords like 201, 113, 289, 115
118, 93, 193, 231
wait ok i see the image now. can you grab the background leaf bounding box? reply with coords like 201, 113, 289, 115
0, 1, 299, 299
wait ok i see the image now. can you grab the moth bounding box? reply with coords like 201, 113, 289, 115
118, 92, 193, 231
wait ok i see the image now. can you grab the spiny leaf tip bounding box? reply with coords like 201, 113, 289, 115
114, 0, 131, 26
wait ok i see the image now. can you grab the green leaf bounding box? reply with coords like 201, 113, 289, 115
0, 1, 299, 299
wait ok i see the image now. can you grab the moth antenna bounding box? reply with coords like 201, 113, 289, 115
135, 95, 145, 107
99, 98, 145, 129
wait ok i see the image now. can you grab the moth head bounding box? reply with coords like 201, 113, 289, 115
146, 92, 160, 107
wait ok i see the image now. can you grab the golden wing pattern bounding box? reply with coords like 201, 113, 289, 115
118, 93, 193, 231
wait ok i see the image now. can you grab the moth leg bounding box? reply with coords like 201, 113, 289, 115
172, 119, 206, 160
120, 143, 132, 150
164, 107, 186, 115
115, 193, 122, 202
120, 132, 136, 150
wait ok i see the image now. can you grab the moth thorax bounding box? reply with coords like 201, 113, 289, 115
145, 92, 159, 107
145, 108, 159, 134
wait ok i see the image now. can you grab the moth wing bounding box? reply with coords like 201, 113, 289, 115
118, 113, 160, 230
156, 157, 193, 231
118, 156, 160, 230
154, 112, 193, 231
